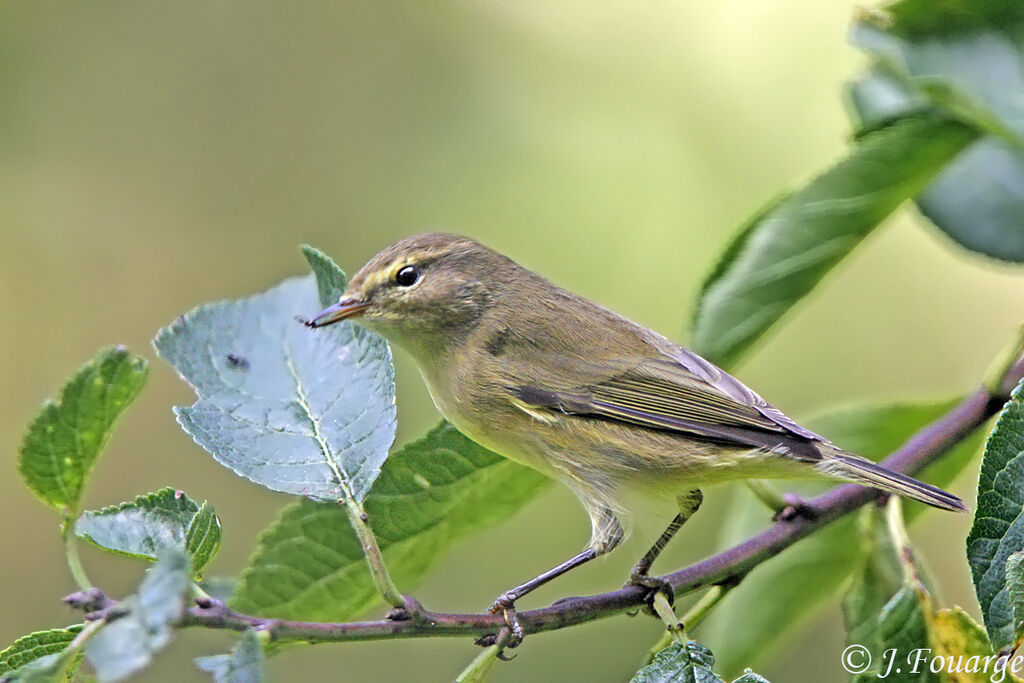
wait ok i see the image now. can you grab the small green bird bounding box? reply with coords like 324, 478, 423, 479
307, 233, 964, 632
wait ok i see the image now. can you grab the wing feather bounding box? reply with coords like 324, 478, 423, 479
508, 351, 825, 462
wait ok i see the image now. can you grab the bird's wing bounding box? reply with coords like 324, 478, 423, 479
508, 347, 826, 461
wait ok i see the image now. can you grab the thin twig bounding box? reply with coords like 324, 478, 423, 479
176, 356, 1024, 646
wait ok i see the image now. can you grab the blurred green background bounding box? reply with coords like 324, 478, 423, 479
2, 1, 1022, 681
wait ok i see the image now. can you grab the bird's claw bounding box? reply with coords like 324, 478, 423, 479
488, 591, 515, 615
501, 608, 524, 649
628, 572, 675, 615
485, 594, 524, 651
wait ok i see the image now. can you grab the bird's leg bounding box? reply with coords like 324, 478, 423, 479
488, 508, 622, 648
627, 489, 703, 607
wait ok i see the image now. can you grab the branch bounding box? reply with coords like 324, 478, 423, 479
177, 355, 1024, 645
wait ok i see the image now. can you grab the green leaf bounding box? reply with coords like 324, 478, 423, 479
186, 502, 222, 572
231, 422, 549, 620
74, 488, 221, 573
915, 139, 1024, 262
1008, 552, 1024, 650
874, 585, 938, 683
2, 651, 81, 683
0, 627, 82, 676
705, 399, 983, 675
153, 254, 396, 503
195, 630, 264, 683
630, 641, 769, 683
931, 607, 1013, 683
843, 506, 1009, 683
841, 510, 904, 682
850, 1, 1024, 262
841, 503, 939, 683
690, 114, 977, 366
967, 380, 1024, 651
18, 347, 149, 513
84, 549, 190, 682
299, 244, 347, 308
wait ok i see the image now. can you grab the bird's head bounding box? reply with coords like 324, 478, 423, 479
307, 233, 514, 357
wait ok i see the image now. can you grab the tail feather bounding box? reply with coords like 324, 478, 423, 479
817, 451, 967, 512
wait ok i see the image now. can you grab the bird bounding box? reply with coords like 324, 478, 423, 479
306, 232, 965, 639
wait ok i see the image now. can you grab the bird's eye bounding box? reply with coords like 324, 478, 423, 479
395, 265, 421, 287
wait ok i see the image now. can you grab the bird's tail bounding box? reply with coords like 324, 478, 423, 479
816, 450, 967, 512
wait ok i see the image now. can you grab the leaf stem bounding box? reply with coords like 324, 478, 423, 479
343, 498, 405, 609
455, 629, 510, 683
884, 496, 923, 586
681, 583, 731, 631
61, 514, 92, 591
651, 593, 686, 644
743, 480, 789, 514
644, 584, 733, 664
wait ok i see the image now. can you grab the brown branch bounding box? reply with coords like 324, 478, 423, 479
178, 356, 1024, 645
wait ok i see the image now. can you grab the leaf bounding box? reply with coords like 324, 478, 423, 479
299, 244, 347, 308
841, 510, 904, 682
705, 399, 984, 675
84, 549, 190, 683
630, 641, 770, 683
931, 607, 1013, 683
966, 380, 1024, 651
873, 585, 938, 683
850, 1, 1024, 262
195, 629, 264, 683
841, 503, 938, 683
0, 627, 82, 676
186, 503, 223, 573
74, 488, 222, 573
18, 347, 149, 513
231, 422, 549, 620
843, 505, 1013, 683
689, 114, 977, 366
913, 139, 1024, 263
2, 651, 81, 683
1008, 552, 1024, 650
153, 250, 396, 503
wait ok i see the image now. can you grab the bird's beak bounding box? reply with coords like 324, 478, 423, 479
305, 297, 369, 328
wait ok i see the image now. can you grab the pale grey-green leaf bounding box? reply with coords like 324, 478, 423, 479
84, 550, 190, 682
195, 630, 264, 683
153, 273, 396, 502
74, 488, 221, 572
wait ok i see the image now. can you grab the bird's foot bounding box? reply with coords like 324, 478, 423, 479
773, 494, 817, 522
627, 571, 675, 615
486, 593, 524, 651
